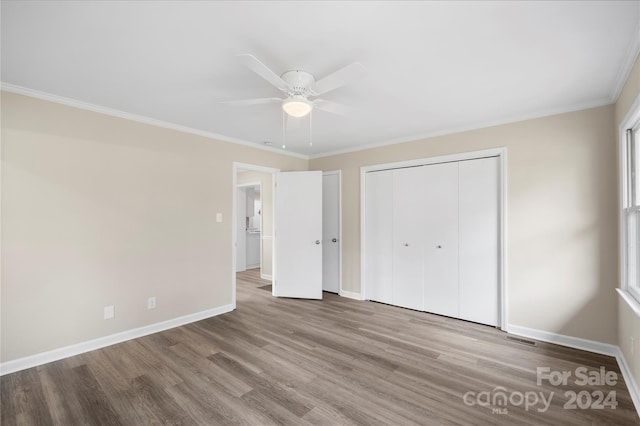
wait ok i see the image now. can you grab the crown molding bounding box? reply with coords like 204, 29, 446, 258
610, 21, 640, 103
1, 81, 621, 162
0, 83, 309, 160
310, 97, 612, 159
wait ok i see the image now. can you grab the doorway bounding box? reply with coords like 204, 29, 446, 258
232, 163, 343, 306
235, 182, 262, 273
232, 163, 280, 309
322, 171, 341, 294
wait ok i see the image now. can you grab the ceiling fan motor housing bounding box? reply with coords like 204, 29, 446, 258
280, 70, 315, 96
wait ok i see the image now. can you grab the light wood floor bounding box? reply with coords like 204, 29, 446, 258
2, 269, 638, 425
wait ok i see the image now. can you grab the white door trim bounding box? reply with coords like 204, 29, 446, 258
360, 147, 508, 329
323, 170, 343, 295
232, 162, 280, 309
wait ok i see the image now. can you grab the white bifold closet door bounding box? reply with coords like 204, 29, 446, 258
458, 157, 499, 325
422, 162, 459, 318
364, 156, 499, 327
393, 167, 426, 311
365, 170, 393, 305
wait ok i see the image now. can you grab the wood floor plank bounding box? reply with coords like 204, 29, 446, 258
0, 373, 18, 425
127, 374, 192, 425
37, 360, 91, 425
207, 352, 313, 418
239, 388, 313, 426
70, 364, 122, 425
5, 367, 55, 426
165, 372, 273, 426
1, 268, 638, 425
163, 379, 235, 425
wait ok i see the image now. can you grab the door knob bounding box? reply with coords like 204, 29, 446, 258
403, 243, 409, 247
437, 245, 443, 249
332, 238, 338, 243
315, 240, 321, 245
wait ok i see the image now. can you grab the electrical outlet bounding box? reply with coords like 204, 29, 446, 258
216, 213, 222, 223
147, 296, 157, 310
104, 305, 114, 320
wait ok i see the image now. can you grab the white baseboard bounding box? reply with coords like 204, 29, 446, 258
614, 346, 640, 418
339, 289, 364, 300
506, 324, 640, 417
0, 303, 234, 376
261, 273, 272, 280
506, 324, 619, 356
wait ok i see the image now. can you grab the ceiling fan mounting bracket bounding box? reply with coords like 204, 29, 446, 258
280, 70, 315, 97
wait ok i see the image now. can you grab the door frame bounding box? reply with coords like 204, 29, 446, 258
360, 147, 508, 329
323, 170, 343, 295
232, 162, 280, 309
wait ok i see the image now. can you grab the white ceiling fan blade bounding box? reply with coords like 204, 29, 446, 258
237, 54, 291, 93
313, 99, 351, 116
310, 62, 366, 96
220, 97, 283, 106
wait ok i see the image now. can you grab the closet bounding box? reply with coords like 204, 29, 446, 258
364, 156, 499, 326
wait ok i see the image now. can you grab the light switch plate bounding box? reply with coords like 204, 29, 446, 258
104, 305, 114, 320
216, 213, 222, 223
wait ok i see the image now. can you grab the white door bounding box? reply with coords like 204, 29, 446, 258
365, 170, 394, 304
322, 172, 340, 293
273, 171, 323, 299
392, 166, 425, 311
235, 187, 247, 272
459, 157, 499, 326
422, 162, 460, 318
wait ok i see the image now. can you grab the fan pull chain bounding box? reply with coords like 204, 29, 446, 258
281, 109, 286, 149
309, 110, 313, 147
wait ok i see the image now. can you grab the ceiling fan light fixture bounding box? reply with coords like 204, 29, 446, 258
282, 96, 312, 118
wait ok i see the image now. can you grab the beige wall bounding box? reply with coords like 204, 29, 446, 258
311, 105, 618, 345
0, 92, 307, 362
2, 61, 634, 364
616, 55, 640, 386
237, 170, 273, 277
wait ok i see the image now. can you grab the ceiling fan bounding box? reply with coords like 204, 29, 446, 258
223, 54, 365, 118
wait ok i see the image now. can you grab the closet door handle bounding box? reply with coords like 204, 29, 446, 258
332, 238, 338, 243
437, 245, 443, 249
315, 240, 321, 245
403, 243, 410, 247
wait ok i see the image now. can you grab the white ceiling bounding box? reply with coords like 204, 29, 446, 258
2, 1, 639, 158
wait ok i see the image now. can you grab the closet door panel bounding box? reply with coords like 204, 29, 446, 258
365, 170, 394, 304
392, 167, 425, 311
422, 162, 460, 318
459, 157, 499, 326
